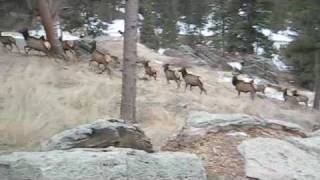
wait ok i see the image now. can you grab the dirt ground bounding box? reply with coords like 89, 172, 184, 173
0, 39, 319, 152
162, 128, 303, 179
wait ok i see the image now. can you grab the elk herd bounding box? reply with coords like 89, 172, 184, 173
0, 29, 310, 108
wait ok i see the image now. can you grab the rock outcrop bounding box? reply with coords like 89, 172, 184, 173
41, 119, 153, 152
238, 137, 320, 180
163, 111, 307, 179
186, 111, 306, 136
0, 147, 207, 180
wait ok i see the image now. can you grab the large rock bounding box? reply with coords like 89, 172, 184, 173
238, 137, 320, 180
0, 147, 207, 180
186, 111, 306, 136
41, 119, 153, 152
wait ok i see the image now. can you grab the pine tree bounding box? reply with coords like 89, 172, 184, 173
157, 0, 179, 47
140, 0, 159, 49
284, 0, 320, 109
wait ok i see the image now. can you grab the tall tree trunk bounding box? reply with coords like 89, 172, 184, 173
120, 0, 139, 123
38, 0, 65, 59
314, 50, 320, 110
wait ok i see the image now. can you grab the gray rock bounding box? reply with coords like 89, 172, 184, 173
0, 148, 207, 180
309, 129, 320, 137
187, 112, 264, 131
286, 136, 320, 155
238, 137, 320, 180
41, 119, 153, 152
186, 111, 306, 135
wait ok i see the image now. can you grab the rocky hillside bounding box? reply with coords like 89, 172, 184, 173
0, 37, 319, 153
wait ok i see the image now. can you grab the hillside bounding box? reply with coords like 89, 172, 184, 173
0, 39, 319, 152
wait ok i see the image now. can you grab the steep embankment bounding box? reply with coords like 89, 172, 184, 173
0, 39, 319, 151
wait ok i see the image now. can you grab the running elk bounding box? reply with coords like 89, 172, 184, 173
179, 67, 207, 95
19, 28, 50, 55
0, 31, 19, 52
163, 64, 181, 88
142, 60, 157, 80
89, 40, 115, 75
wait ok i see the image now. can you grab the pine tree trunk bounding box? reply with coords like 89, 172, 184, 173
38, 0, 65, 59
120, 0, 139, 123
314, 50, 320, 110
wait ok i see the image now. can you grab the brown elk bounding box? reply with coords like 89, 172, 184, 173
163, 64, 181, 88
232, 75, 256, 100
179, 67, 207, 95
0, 31, 19, 52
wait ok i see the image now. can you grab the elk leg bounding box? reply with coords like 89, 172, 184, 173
238, 91, 240, 96
106, 66, 112, 77
184, 83, 188, 92
14, 43, 20, 53
175, 80, 180, 88
199, 86, 207, 95
250, 92, 255, 100
24, 46, 29, 55
8, 44, 13, 51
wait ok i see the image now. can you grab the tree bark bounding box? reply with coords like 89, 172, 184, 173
120, 0, 139, 123
38, 0, 65, 59
314, 50, 320, 110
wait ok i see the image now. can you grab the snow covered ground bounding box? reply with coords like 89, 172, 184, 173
228, 62, 242, 71
260, 28, 297, 72
1, 29, 80, 41
102, 19, 124, 37
177, 21, 214, 37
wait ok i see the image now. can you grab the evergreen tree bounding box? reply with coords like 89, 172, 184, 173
140, 0, 159, 49
178, 0, 211, 46
284, 0, 320, 109
157, 0, 179, 47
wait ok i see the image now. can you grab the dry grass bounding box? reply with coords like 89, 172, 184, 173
0, 40, 319, 151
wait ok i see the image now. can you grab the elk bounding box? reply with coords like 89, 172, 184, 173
19, 28, 50, 55
292, 90, 309, 107
89, 40, 114, 75
283, 88, 299, 105
59, 37, 76, 54
0, 31, 19, 52
255, 84, 266, 94
142, 60, 157, 80
163, 64, 181, 88
232, 75, 256, 100
179, 67, 207, 95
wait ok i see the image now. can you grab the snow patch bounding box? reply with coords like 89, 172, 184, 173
177, 17, 215, 37
2, 29, 79, 41
261, 28, 297, 50
228, 62, 242, 71
1, 32, 24, 39
264, 87, 284, 101
272, 54, 292, 71
158, 48, 166, 55
227, 132, 249, 137
102, 19, 125, 37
